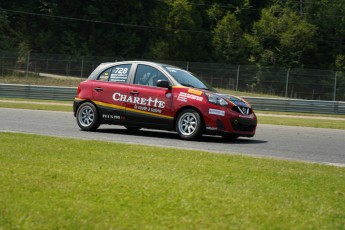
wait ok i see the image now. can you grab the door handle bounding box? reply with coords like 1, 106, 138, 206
94, 87, 103, 92
130, 91, 139, 95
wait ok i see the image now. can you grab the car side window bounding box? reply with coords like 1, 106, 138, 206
98, 68, 111, 81
134, 64, 168, 87
109, 64, 131, 83
97, 64, 132, 83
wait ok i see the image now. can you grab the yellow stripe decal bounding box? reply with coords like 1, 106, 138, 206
93, 100, 126, 110
172, 85, 188, 89
91, 100, 173, 119
126, 107, 173, 119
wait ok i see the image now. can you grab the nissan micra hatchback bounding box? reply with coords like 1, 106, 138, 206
73, 61, 257, 140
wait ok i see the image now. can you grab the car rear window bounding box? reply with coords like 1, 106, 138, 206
97, 64, 132, 83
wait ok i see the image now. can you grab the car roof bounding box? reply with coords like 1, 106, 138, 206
98, 61, 167, 68
88, 61, 178, 80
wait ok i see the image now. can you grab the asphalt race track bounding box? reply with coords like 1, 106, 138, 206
1, 108, 345, 166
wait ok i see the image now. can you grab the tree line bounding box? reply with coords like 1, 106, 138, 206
0, 0, 344, 71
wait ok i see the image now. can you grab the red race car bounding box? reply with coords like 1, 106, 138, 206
73, 61, 257, 140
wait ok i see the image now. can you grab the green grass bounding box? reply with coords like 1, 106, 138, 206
216, 88, 283, 98
0, 132, 344, 229
0, 97, 72, 104
258, 116, 345, 129
0, 73, 82, 87
257, 110, 345, 119
0, 101, 72, 112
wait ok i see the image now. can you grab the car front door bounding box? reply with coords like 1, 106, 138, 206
125, 64, 174, 129
92, 64, 132, 123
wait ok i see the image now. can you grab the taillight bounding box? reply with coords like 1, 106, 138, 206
77, 85, 81, 95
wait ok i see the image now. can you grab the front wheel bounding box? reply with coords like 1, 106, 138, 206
176, 109, 203, 140
76, 102, 100, 131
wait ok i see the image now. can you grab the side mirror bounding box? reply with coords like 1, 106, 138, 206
157, 80, 171, 89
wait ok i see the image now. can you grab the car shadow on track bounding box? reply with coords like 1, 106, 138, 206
95, 128, 267, 145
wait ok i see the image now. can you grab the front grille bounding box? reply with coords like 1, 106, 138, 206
231, 106, 253, 115
230, 118, 256, 132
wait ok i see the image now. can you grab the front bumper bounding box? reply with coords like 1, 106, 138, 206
230, 117, 257, 132
204, 110, 257, 137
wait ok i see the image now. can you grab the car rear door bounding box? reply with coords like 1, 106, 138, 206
125, 64, 174, 129
91, 64, 132, 123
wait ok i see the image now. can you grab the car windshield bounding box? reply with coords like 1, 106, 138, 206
163, 66, 215, 91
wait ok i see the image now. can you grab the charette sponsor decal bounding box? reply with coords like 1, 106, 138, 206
112, 92, 166, 114
209, 108, 225, 116
113, 92, 165, 108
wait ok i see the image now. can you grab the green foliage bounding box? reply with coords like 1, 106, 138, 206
247, 5, 316, 67
157, 0, 208, 61
212, 12, 245, 64
206, 3, 226, 28
0, 0, 344, 70
336, 55, 345, 71
301, 0, 345, 69
0, 9, 15, 50
1, 132, 345, 229
16, 41, 30, 66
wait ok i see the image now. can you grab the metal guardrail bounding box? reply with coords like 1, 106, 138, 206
1, 84, 344, 115
242, 97, 345, 115
0, 84, 76, 101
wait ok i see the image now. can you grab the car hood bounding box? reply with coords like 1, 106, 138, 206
217, 93, 252, 108
185, 87, 252, 108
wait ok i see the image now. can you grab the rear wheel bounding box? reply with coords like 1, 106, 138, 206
176, 109, 203, 140
76, 102, 100, 131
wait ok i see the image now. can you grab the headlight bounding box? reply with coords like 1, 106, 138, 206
205, 93, 228, 106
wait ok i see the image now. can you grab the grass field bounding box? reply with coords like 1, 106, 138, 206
258, 115, 345, 129
0, 73, 82, 87
1, 132, 344, 229
0, 98, 72, 112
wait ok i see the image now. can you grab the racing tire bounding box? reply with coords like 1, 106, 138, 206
176, 109, 203, 140
76, 102, 100, 131
125, 126, 141, 132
